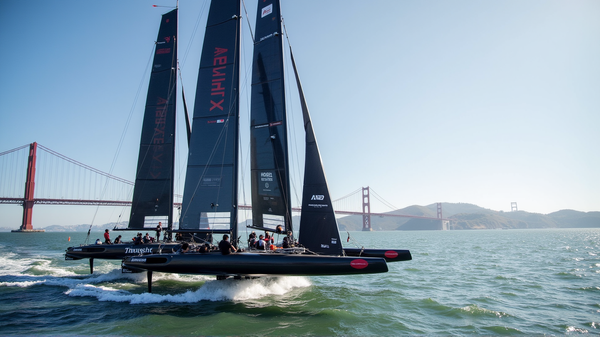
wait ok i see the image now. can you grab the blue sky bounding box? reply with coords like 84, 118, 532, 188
1, 0, 599, 228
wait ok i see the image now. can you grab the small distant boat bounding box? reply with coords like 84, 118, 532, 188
122, 0, 411, 292
65, 9, 181, 273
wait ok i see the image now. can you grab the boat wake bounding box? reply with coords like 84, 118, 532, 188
66, 276, 312, 303
0, 251, 312, 303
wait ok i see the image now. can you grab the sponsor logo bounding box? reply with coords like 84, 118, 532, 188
350, 259, 369, 269
320, 244, 330, 249
156, 48, 171, 54
210, 48, 229, 112
311, 195, 324, 201
207, 119, 225, 124
308, 203, 329, 208
73, 248, 82, 252
269, 121, 282, 127
125, 247, 154, 254
260, 32, 277, 42
331, 238, 337, 244
385, 250, 399, 259
260, 172, 274, 182
130, 258, 147, 262
201, 176, 221, 187
261, 4, 273, 18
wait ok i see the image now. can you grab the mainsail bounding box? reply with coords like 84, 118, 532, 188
179, 0, 241, 242
129, 9, 178, 231
249, 0, 292, 234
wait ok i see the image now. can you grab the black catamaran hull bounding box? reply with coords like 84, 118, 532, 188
65, 243, 180, 260
122, 253, 388, 276
344, 248, 412, 262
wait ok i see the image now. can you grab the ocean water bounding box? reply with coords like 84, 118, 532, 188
0, 228, 598, 335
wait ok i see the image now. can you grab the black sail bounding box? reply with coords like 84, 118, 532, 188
250, 0, 292, 234
291, 51, 343, 256
179, 0, 240, 242
129, 9, 178, 230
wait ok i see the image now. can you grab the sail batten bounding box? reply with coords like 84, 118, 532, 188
129, 9, 178, 232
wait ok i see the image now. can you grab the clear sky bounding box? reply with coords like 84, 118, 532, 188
1, 0, 599, 229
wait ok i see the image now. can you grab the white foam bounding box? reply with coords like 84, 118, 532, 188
0, 267, 145, 289
0, 251, 312, 303
65, 276, 312, 303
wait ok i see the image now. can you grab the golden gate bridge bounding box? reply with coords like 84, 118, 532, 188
1, 142, 447, 232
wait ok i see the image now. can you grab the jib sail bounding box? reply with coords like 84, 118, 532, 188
290, 50, 343, 256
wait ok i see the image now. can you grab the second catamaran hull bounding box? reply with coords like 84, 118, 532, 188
344, 248, 412, 262
122, 252, 388, 276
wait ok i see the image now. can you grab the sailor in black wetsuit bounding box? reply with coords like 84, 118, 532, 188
219, 234, 237, 255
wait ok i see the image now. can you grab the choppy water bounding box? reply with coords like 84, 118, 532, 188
0, 228, 598, 335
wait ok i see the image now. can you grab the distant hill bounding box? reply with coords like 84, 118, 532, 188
2, 204, 598, 232
337, 203, 600, 231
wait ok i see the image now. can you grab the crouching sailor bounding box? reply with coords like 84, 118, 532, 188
219, 234, 237, 255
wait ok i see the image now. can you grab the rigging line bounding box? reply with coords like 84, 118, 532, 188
281, 28, 302, 208
227, 23, 243, 234
241, 0, 255, 43
88, 43, 156, 230
134, 50, 178, 180
238, 18, 253, 233
238, 4, 253, 226
178, 113, 233, 222
176, 65, 190, 203
180, 1, 209, 68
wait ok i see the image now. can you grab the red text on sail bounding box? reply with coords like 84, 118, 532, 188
210, 48, 228, 111
151, 97, 168, 178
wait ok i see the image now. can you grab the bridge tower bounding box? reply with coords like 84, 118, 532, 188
437, 202, 448, 230
511, 202, 518, 212
362, 186, 372, 231
12, 142, 44, 232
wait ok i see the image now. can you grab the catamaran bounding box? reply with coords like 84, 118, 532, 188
121, 0, 411, 292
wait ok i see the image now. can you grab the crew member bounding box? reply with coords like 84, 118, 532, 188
156, 222, 162, 243
248, 231, 256, 248
177, 242, 190, 254
256, 235, 266, 250
219, 234, 237, 255
103, 229, 112, 244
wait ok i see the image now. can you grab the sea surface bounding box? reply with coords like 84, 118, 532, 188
0, 228, 598, 335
